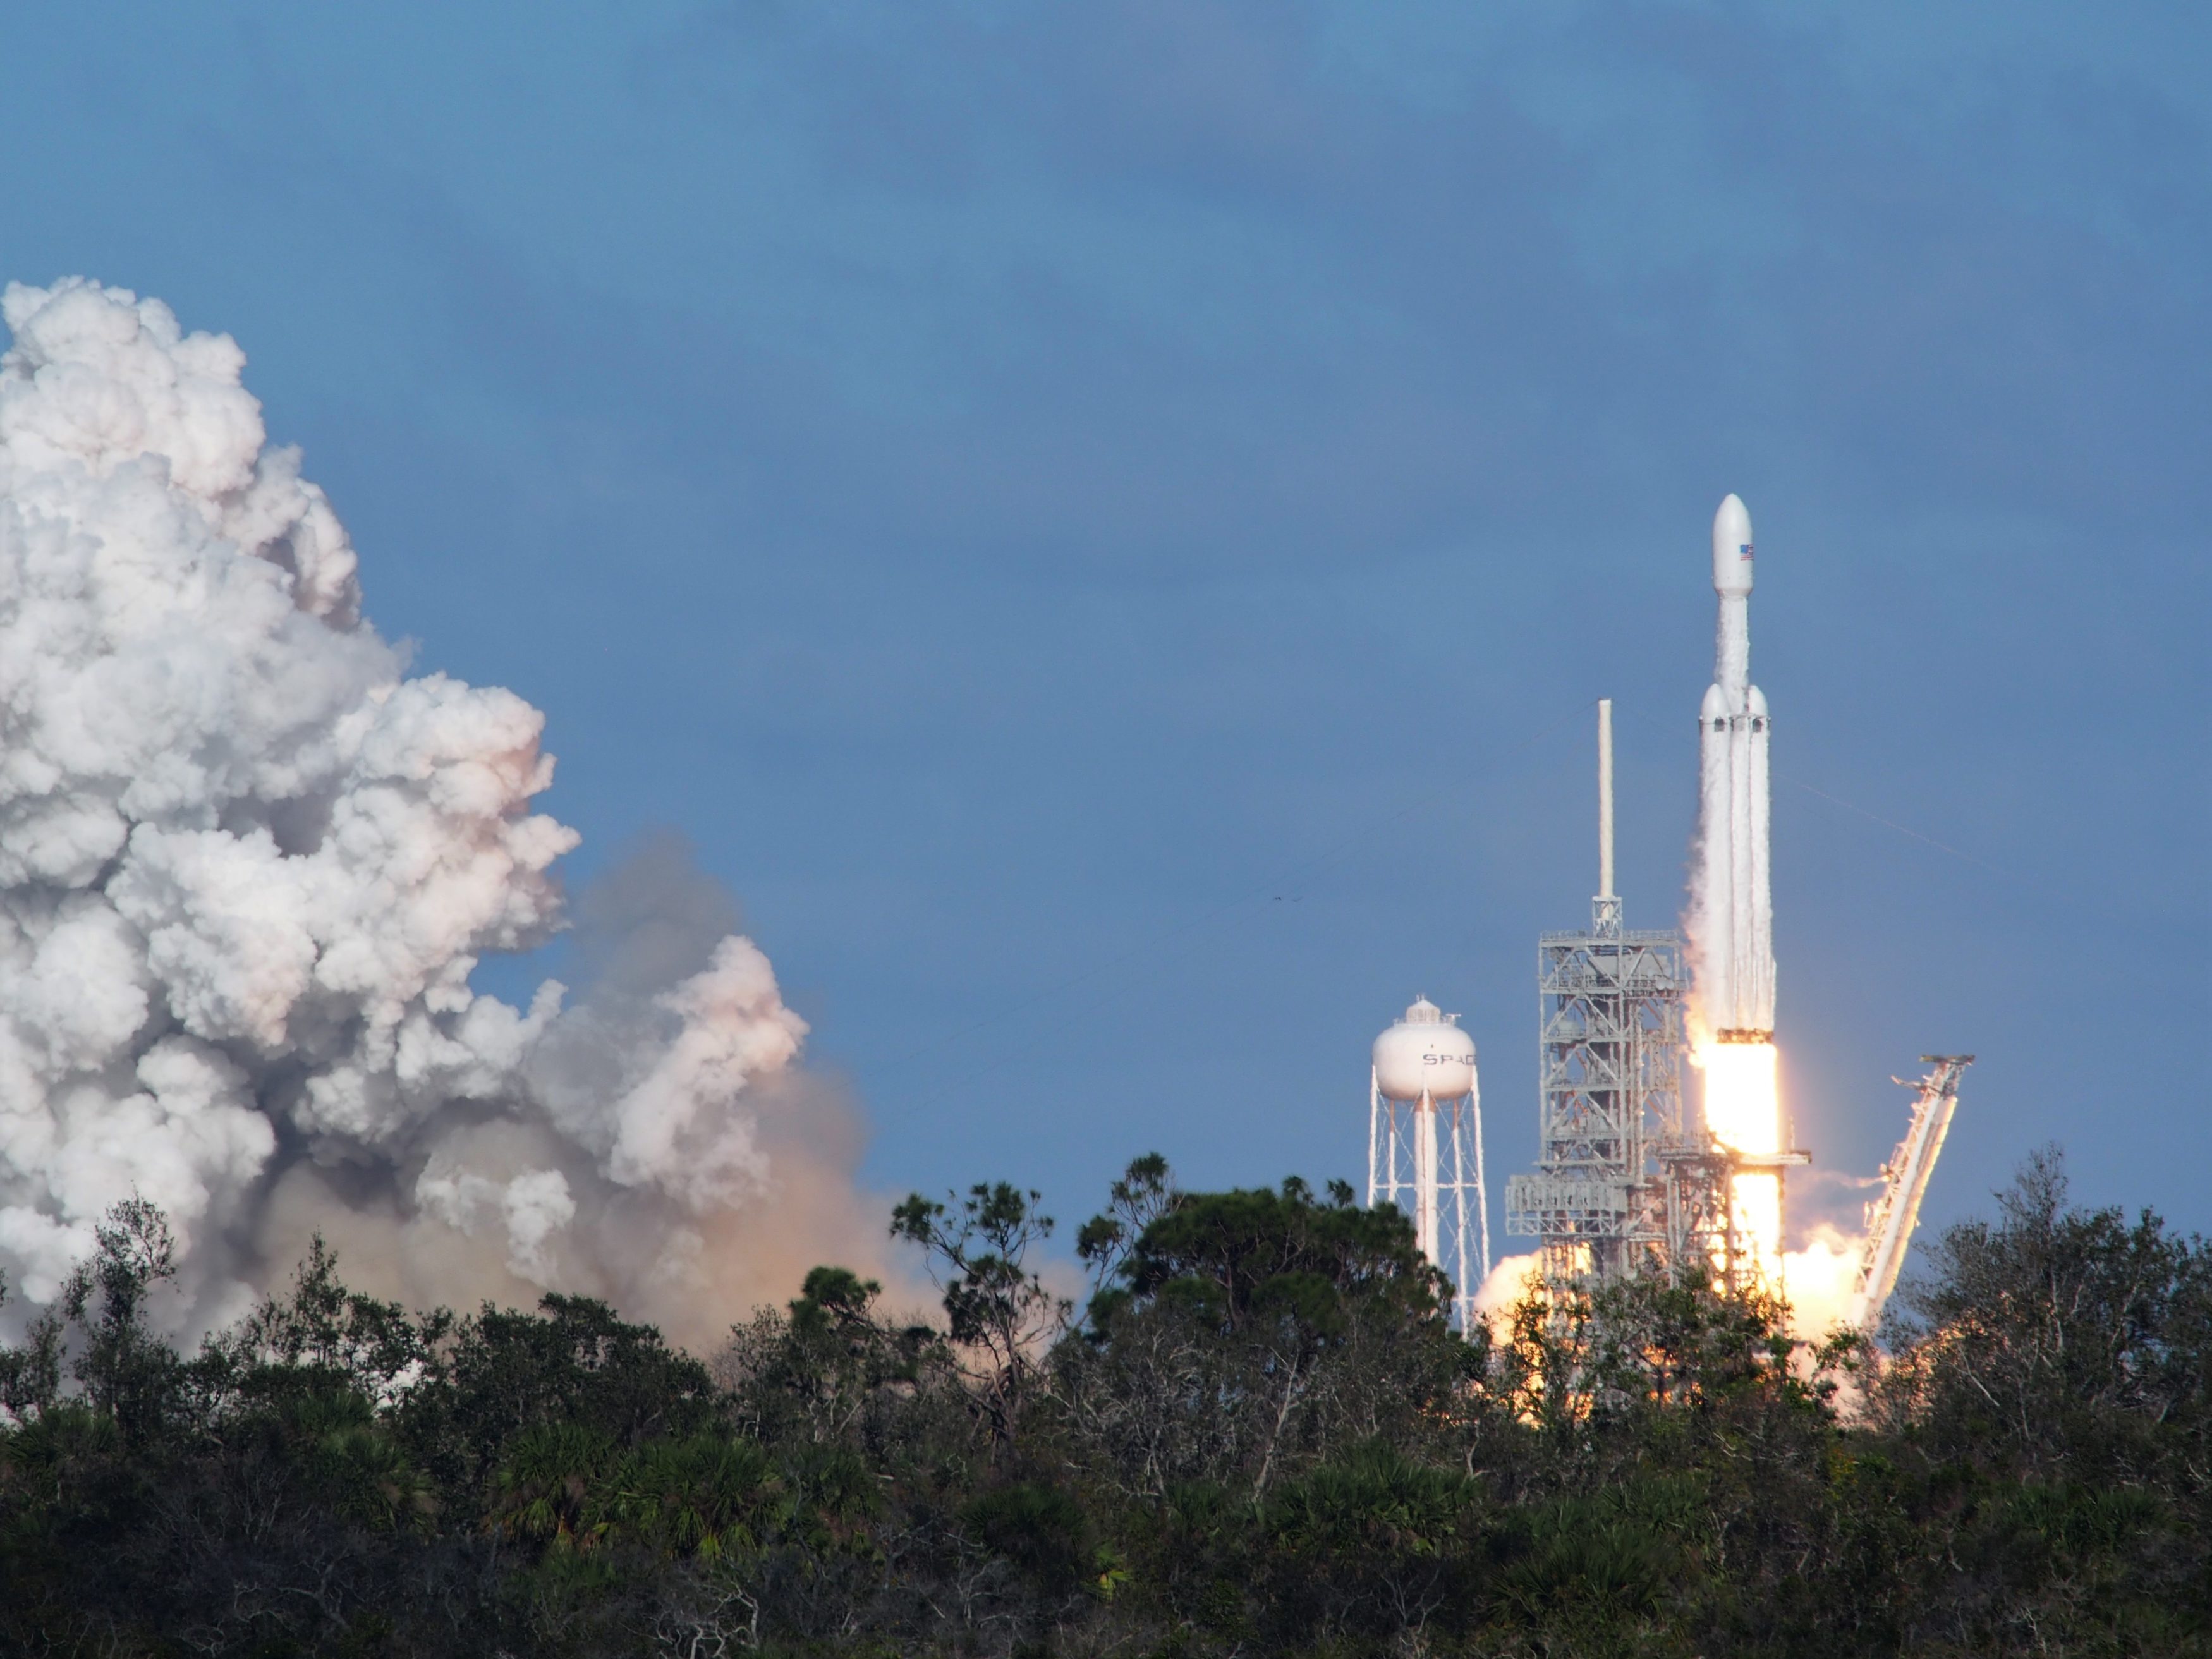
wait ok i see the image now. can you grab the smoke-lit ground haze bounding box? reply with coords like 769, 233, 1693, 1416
0, 1, 2205, 1301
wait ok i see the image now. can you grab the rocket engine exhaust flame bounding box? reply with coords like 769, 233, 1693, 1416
1694, 1036, 1783, 1279
0, 279, 889, 1346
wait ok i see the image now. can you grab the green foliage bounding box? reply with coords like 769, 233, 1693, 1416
60, 1194, 183, 1441
1075, 1150, 1177, 1289
494, 1421, 619, 1545
0, 1155, 2209, 1655
892, 1181, 1070, 1356
892, 1179, 1071, 1445
409, 1289, 718, 1513
961, 1478, 1091, 1593
1878, 1144, 2212, 1480
1064, 1167, 1474, 1506
1494, 1495, 1679, 1622
1110, 1171, 1446, 1339
283, 1385, 442, 1534
607, 1433, 780, 1559
234, 1231, 451, 1399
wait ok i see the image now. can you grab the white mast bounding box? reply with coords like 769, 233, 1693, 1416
1598, 697, 1615, 906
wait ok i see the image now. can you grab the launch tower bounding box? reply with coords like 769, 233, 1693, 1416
1506, 702, 1736, 1282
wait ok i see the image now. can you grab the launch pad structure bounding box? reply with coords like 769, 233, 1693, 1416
1849, 1055, 1974, 1334
1492, 499, 1965, 1309
1507, 909, 1724, 1282
1505, 700, 1802, 1290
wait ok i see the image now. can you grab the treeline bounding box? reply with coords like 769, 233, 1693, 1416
0, 1148, 2208, 1655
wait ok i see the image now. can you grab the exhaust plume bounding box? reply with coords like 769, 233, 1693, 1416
0, 278, 884, 1347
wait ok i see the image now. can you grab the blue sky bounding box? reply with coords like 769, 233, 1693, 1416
6, 1, 2206, 1253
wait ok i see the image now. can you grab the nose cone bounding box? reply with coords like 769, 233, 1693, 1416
1712, 493, 1754, 595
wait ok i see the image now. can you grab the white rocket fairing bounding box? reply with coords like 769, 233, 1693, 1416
1696, 494, 1775, 1039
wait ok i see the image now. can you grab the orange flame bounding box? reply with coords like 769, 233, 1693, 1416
1696, 1038, 1782, 1280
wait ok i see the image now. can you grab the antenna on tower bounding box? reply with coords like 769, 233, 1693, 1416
1594, 699, 1621, 937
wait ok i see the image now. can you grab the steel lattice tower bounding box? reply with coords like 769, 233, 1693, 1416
1505, 702, 1736, 1285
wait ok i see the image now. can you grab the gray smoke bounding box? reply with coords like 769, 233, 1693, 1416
0, 278, 887, 1347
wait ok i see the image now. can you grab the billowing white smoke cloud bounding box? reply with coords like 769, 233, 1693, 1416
1469, 1251, 1542, 1335
0, 279, 885, 1345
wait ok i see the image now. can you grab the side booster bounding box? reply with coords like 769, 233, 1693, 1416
1696, 494, 1775, 1040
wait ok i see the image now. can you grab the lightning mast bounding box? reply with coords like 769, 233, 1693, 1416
1847, 1055, 1973, 1337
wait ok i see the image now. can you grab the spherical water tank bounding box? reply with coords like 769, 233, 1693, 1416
1373, 995, 1477, 1101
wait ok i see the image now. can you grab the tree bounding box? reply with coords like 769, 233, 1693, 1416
720, 1263, 947, 1454
1258, 1441, 1488, 1645
0, 1281, 64, 1425
3, 1151, 2211, 1656
1065, 1175, 1467, 1500
232, 1234, 451, 1406
1881, 1145, 2211, 1478
1074, 1151, 1177, 1292
891, 1181, 1071, 1442
60, 1195, 183, 1443
404, 1292, 716, 1518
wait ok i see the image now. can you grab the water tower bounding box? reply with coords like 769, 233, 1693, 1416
1368, 997, 1490, 1330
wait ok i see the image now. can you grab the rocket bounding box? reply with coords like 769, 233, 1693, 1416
1696, 494, 1775, 1040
